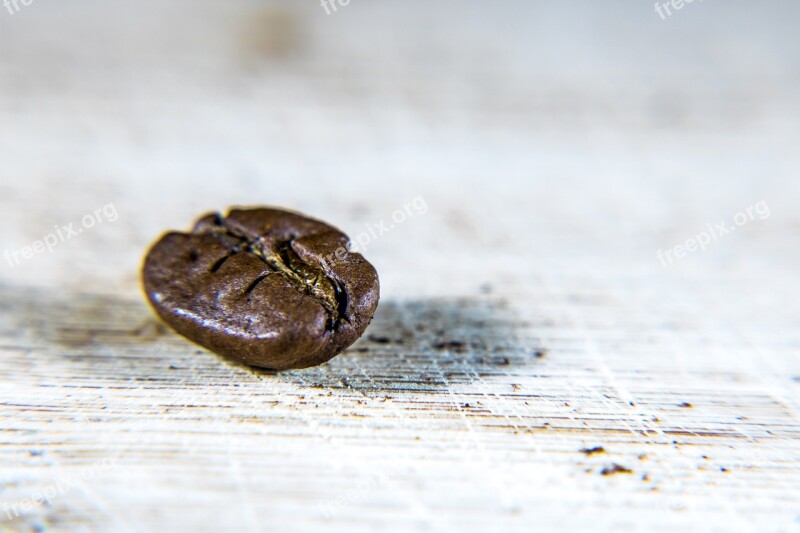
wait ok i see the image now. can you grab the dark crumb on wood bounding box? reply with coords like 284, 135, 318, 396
368, 336, 392, 344
679, 402, 693, 408
720, 467, 729, 473
533, 349, 548, 358
641, 473, 650, 481
433, 341, 466, 352
354, 347, 369, 352
465, 355, 509, 366
580, 446, 606, 456
600, 464, 633, 476
462, 403, 471, 408
638, 453, 647, 461
701, 455, 710, 460
168, 364, 180, 370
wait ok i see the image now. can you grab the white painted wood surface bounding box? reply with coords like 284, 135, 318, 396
1, 1, 799, 531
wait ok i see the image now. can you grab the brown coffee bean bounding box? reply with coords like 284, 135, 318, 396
142, 207, 380, 370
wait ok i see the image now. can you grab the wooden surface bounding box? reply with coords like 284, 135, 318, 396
1, 1, 799, 531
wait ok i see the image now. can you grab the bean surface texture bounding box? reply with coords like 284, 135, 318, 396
142, 207, 380, 370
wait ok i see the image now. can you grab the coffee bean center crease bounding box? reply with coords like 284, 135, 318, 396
202, 214, 346, 330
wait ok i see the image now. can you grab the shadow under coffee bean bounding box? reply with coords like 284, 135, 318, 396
142, 207, 380, 370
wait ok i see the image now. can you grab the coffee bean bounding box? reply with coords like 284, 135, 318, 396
142, 207, 380, 370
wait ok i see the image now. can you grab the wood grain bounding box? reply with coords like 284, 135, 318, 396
1, 1, 799, 531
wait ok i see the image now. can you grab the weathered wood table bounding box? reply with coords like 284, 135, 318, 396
1, 1, 799, 531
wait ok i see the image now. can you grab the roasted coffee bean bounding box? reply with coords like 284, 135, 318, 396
142, 207, 380, 370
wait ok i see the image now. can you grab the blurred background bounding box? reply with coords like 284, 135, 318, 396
1, 1, 799, 532
1, 0, 798, 297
